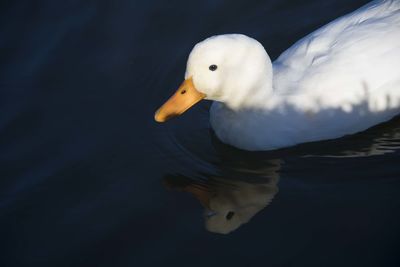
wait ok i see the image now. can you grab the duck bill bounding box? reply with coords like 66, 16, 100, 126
154, 77, 206, 122
184, 184, 211, 209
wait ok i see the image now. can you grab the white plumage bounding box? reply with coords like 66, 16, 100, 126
185, 0, 400, 150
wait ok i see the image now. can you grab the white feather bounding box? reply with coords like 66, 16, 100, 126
185, 0, 400, 150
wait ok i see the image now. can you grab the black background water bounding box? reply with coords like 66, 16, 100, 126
1, 0, 400, 266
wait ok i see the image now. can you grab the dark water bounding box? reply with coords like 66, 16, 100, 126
1, 0, 400, 266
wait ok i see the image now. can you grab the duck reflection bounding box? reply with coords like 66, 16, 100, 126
163, 116, 400, 234
164, 159, 281, 234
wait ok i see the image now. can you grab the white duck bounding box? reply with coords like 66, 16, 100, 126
155, 0, 400, 151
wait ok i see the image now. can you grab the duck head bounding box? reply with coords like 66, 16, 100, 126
155, 34, 273, 122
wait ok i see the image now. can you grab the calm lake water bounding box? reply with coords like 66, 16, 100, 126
1, 0, 400, 266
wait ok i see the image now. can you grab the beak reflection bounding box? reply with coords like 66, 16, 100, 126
164, 159, 281, 234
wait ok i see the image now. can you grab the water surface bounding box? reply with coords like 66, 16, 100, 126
1, 0, 399, 266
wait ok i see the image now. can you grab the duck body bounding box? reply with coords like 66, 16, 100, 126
155, 0, 400, 151
210, 0, 400, 150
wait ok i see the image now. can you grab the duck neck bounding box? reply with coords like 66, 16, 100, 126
222, 75, 274, 111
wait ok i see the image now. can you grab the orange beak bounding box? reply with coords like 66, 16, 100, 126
154, 77, 206, 122
183, 184, 211, 209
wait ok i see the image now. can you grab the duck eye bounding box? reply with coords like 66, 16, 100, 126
226, 211, 235, 220
209, 64, 218, 71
